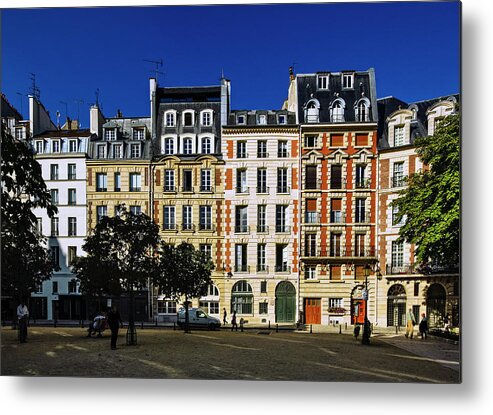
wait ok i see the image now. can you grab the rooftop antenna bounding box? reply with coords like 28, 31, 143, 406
144, 58, 164, 82
16, 92, 24, 118
29, 73, 41, 100
59, 101, 69, 122
74, 99, 84, 127
56, 111, 61, 129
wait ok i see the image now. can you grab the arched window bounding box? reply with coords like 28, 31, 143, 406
199, 284, 220, 315
330, 99, 345, 122
304, 99, 320, 123
387, 284, 407, 327
231, 280, 253, 314
201, 136, 212, 154
355, 98, 370, 122
183, 137, 193, 154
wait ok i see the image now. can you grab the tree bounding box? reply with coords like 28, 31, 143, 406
392, 110, 460, 269
72, 205, 160, 344
1, 123, 58, 303
156, 242, 214, 333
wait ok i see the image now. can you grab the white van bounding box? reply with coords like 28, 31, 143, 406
177, 307, 221, 330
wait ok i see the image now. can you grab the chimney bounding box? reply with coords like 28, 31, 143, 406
116, 109, 123, 118
90, 105, 105, 136
289, 66, 295, 81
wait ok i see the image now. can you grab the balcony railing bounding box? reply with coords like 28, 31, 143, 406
330, 180, 346, 190
129, 187, 141, 192
392, 176, 405, 188
275, 225, 291, 233
305, 179, 322, 191
236, 186, 249, 194
163, 223, 177, 231
330, 211, 346, 224
277, 151, 289, 158
355, 178, 371, 189
305, 212, 321, 224
277, 186, 291, 194
257, 152, 269, 159
198, 223, 216, 232
200, 185, 214, 192
257, 186, 269, 194
234, 264, 250, 272
237, 152, 248, 159
163, 185, 176, 192
235, 225, 250, 233
386, 263, 416, 275
353, 247, 377, 257
257, 225, 269, 233
256, 264, 269, 273
181, 185, 194, 193
181, 223, 195, 232
275, 264, 291, 273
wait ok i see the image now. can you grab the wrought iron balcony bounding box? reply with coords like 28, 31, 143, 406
163, 223, 177, 231
275, 225, 291, 233
163, 185, 176, 192
198, 223, 215, 232
200, 185, 214, 192
277, 186, 291, 194
236, 186, 249, 194
330, 179, 346, 190
235, 225, 250, 233
257, 152, 269, 159
257, 225, 269, 233
181, 185, 194, 193
330, 211, 346, 224
256, 186, 269, 194
355, 178, 371, 189
353, 247, 377, 257
256, 264, 269, 273
386, 263, 417, 275
275, 264, 291, 273
181, 223, 195, 232
304, 179, 322, 191
305, 212, 320, 224
234, 264, 250, 272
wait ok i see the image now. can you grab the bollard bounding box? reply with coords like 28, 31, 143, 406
339, 325, 342, 334
54, 320, 57, 328
173, 322, 176, 331
141, 321, 144, 329
155, 318, 158, 327
268, 320, 271, 329
310, 324, 313, 334
395, 325, 398, 334
345, 322, 347, 331
276, 323, 278, 333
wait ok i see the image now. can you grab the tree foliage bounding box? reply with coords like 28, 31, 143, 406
72, 205, 160, 298
392, 110, 460, 269
1, 123, 58, 300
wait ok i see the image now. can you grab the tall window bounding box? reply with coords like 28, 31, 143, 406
165, 112, 175, 127
235, 206, 248, 233
113, 144, 122, 159
52, 140, 60, 153
355, 234, 365, 257
50, 189, 59, 205
36, 217, 43, 235
96, 206, 107, 223
355, 198, 366, 223
182, 205, 193, 230
164, 137, 174, 154
51, 217, 59, 236
51, 247, 59, 268
277, 140, 288, 158
257, 205, 267, 233
317, 75, 329, 89
305, 100, 319, 123
392, 205, 404, 226
130, 144, 141, 158
305, 135, 317, 147
355, 165, 366, 188
258, 114, 267, 125
330, 233, 341, 257
199, 205, 212, 230
392, 162, 404, 187
306, 199, 318, 223
394, 126, 405, 147
257, 140, 267, 158
330, 165, 342, 189
277, 168, 288, 193
183, 137, 193, 155
35, 141, 44, 154
257, 244, 266, 272
342, 73, 353, 89
236, 169, 248, 193
184, 112, 193, 126
68, 217, 77, 236
96, 173, 107, 192
114, 172, 121, 192
257, 168, 267, 193
163, 206, 176, 230
164, 170, 175, 192
68, 189, 76, 205
305, 165, 317, 189
231, 280, 253, 314
330, 198, 343, 223
129, 173, 141, 191
201, 137, 212, 154
50, 164, 59, 180
199, 244, 212, 260
357, 101, 369, 122
237, 141, 247, 158
305, 266, 317, 280
276, 205, 288, 233
305, 234, 317, 256
67, 163, 76, 180
68, 246, 77, 267
331, 100, 345, 122
68, 140, 78, 153
104, 128, 116, 140
68, 279, 78, 293
130, 205, 141, 215
275, 244, 288, 272
234, 245, 248, 272
200, 169, 211, 191
183, 170, 193, 192
133, 128, 144, 140
201, 111, 212, 126
392, 241, 404, 268
97, 145, 106, 159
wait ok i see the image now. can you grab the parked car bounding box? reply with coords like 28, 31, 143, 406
177, 307, 221, 330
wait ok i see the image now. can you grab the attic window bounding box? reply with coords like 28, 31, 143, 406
278, 115, 286, 125
237, 115, 246, 125
51, 140, 61, 153
317, 75, 329, 90
342, 73, 354, 89
133, 128, 145, 140
258, 114, 267, 125
35, 140, 44, 154
104, 128, 116, 140
183, 111, 194, 126
15, 127, 26, 140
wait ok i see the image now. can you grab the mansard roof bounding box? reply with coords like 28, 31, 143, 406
33, 129, 92, 138
227, 109, 297, 126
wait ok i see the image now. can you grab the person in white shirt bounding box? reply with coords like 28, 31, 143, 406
16, 301, 29, 343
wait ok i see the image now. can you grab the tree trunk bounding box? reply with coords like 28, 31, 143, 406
184, 298, 190, 334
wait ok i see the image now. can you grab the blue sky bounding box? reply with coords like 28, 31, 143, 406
2, 2, 460, 128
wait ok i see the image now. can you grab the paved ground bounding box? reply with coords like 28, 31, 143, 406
0, 326, 460, 382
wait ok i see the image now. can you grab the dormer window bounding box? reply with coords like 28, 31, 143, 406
183, 111, 195, 127
104, 128, 116, 141
133, 128, 145, 140
164, 137, 174, 155
51, 140, 61, 153
15, 127, 25, 140
394, 126, 405, 147
68, 139, 78, 152
237, 114, 246, 125
330, 99, 345, 123
35, 140, 44, 154
130, 143, 141, 158
183, 137, 193, 155
278, 114, 286, 125
201, 110, 213, 126
201, 136, 212, 154
113, 144, 122, 159
317, 75, 329, 90
342, 73, 354, 89
305, 99, 320, 123
165, 112, 175, 127
356, 100, 369, 122
258, 114, 267, 125
97, 145, 106, 159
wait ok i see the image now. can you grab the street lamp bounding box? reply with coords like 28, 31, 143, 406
362, 263, 372, 345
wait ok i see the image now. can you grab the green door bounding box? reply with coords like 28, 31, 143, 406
275, 281, 296, 323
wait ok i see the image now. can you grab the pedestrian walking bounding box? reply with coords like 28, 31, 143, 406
405, 308, 416, 339
419, 313, 428, 340
223, 307, 228, 325
16, 300, 29, 343
231, 310, 238, 331
107, 305, 122, 350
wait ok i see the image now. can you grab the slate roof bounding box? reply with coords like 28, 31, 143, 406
33, 129, 92, 139
227, 109, 297, 126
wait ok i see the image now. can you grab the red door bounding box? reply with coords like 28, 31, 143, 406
351, 299, 366, 324
304, 298, 321, 324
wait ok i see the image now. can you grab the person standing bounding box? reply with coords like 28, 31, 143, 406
405, 308, 416, 339
223, 307, 228, 325
419, 313, 428, 340
17, 301, 29, 343
107, 305, 122, 350
231, 310, 238, 332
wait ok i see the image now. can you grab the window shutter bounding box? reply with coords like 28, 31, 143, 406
307, 199, 317, 211
356, 133, 368, 146
331, 198, 342, 210
144, 168, 148, 186
355, 265, 365, 279
331, 134, 344, 146
155, 169, 161, 186
331, 266, 341, 280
